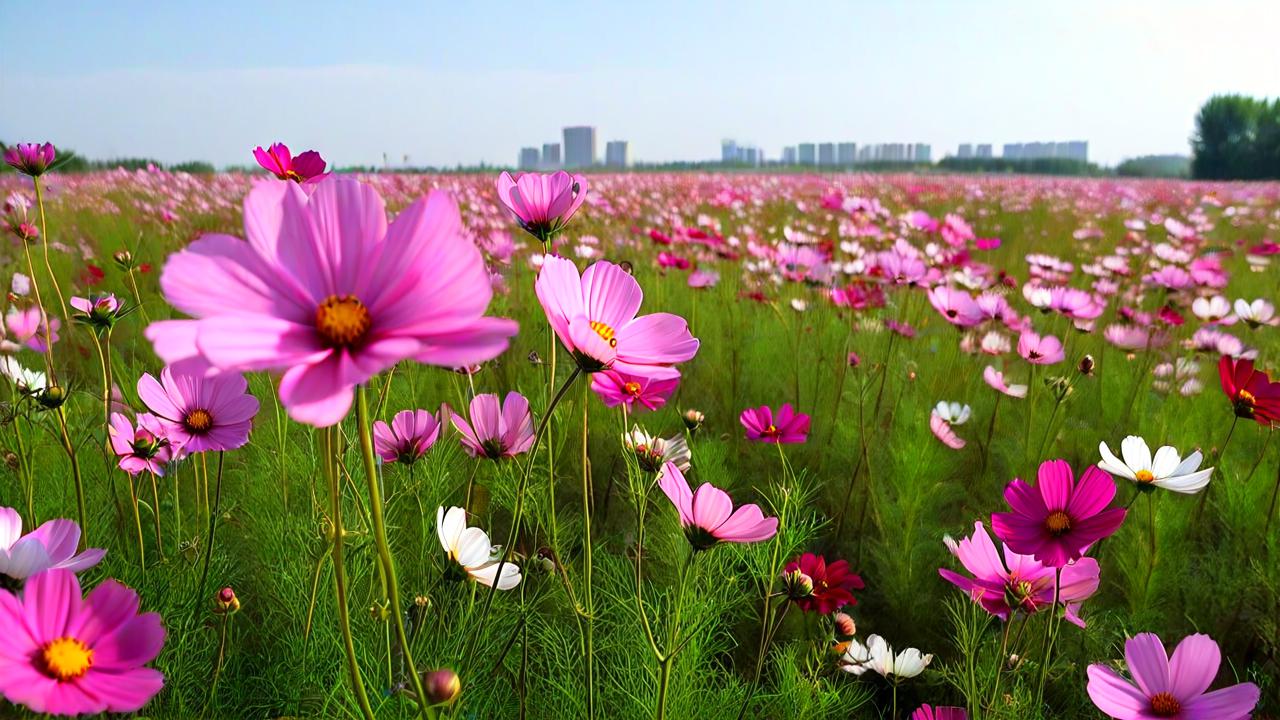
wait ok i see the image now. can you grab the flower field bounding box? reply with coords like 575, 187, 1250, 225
1, 146, 1279, 719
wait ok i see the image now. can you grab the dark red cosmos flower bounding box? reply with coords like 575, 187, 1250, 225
783, 553, 864, 614
1219, 355, 1280, 426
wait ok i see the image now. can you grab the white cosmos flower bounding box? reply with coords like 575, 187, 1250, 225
933, 401, 971, 426
790, 298, 808, 312
840, 635, 932, 679
0, 356, 46, 393
1234, 298, 1277, 328
1191, 295, 1233, 323
623, 426, 691, 473
1097, 436, 1213, 495
436, 506, 521, 590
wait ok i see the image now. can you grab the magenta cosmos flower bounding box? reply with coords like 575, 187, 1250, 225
145, 177, 516, 426
0, 507, 105, 587
590, 368, 679, 413
137, 368, 259, 453
657, 461, 777, 550
991, 460, 1126, 568
928, 286, 984, 328
1017, 331, 1065, 365
107, 413, 172, 476
451, 392, 535, 460
940, 521, 1099, 627
373, 409, 442, 465
495, 171, 587, 243
0, 569, 165, 715
4, 142, 56, 177
1086, 633, 1258, 720
911, 706, 967, 720
535, 254, 698, 377
252, 142, 328, 183
740, 404, 810, 444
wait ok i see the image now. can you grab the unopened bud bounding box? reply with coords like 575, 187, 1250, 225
113, 250, 136, 270
422, 668, 461, 706
782, 569, 814, 600
214, 586, 240, 614
832, 612, 856, 640
682, 409, 705, 432
1078, 354, 1095, 376
37, 385, 67, 409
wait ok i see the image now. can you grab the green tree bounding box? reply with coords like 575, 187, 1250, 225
1191, 94, 1280, 180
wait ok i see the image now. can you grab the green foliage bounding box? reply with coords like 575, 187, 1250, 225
1115, 155, 1191, 178
1191, 94, 1280, 179
936, 156, 1103, 176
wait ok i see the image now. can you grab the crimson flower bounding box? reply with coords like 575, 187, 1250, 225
1218, 355, 1280, 426
783, 553, 864, 614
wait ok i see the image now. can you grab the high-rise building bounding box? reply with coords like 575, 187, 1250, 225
541, 142, 561, 169
837, 142, 856, 165
1003, 143, 1023, 159
857, 145, 872, 162
798, 143, 816, 165
781, 146, 797, 165
743, 147, 761, 166
563, 126, 597, 168
605, 141, 630, 168
818, 143, 836, 166
976, 144, 993, 158
958, 144, 974, 159
518, 147, 540, 170
721, 140, 739, 164
914, 144, 931, 163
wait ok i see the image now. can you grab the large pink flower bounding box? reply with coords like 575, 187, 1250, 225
495, 171, 588, 242
3, 142, 56, 177
0, 508, 105, 586
657, 462, 777, 549
535, 255, 698, 377
0, 569, 165, 715
451, 392, 535, 460
145, 177, 517, 426
252, 142, 328, 184
991, 460, 1126, 568
740, 404, 810, 444
137, 368, 259, 453
1086, 633, 1258, 720
928, 286, 984, 327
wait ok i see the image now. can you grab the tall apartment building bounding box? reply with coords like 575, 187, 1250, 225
798, 143, 817, 165
541, 142, 561, 168
914, 144, 931, 163
781, 146, 798, 164
818, 143, 836, 166
958, 143, 974, 159
837, 142, 856, 165
518, 147, 540, 170
976, 144, 993, 158
605, 140, 630, 168
563, 126, 597, 168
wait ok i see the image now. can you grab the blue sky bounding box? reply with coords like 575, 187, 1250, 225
2, 1, 1277, 167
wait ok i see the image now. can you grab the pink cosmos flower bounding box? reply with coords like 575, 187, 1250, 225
911, 705, 967, 720
373, 409, 442, 465
740, 404, 810, 444
1086, 633, 1258, 720
940, 521, 1099, 627
252, 142, 328, 183
0, 507, 105, 585
657, 462, 778, 550
495, 171, 588, 243
928, 287, 984, 327
1017, 331, 1065, 365
1048, 287, 1104, 320
991, 460, 1127, 568
535, 255, 698, 377
0, 569, 165, 715
688, 269, 720, 289
1144, 265, 1192, 290
137, 368, 259, 453
6, 306, 60, 353
451, 392, 535, 460
145, 177, 516, 426
3, 142, 56, 176
590, 369, 679, 412
107, 413, 172, 476
983, 366, 1027, 398
930, 410, 966, 450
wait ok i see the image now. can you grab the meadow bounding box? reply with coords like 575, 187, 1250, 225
1, 145, 1278, 719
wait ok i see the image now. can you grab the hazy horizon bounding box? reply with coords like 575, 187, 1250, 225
2, 1, 1277, 169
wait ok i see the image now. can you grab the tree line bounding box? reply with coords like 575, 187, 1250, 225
1192, 94, 1280, 180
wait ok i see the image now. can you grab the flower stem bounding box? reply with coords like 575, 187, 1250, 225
196, 452, 226, 600
354, 385, 436, 720
1034, 568, 1062, 708
126, 472, 146, 567
580, 378, 596, 720
987, 618, 1013, 711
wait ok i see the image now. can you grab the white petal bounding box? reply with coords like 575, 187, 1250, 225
1120, 436, 1152, 472
454, 526, 493, 569
1171, 450, 1204, 477
1150, 446, 1182, 479
469, 560, 522, 590
437, 506, 466, 555
1156, 468, 1213, 494
1098, 441, 1137, 480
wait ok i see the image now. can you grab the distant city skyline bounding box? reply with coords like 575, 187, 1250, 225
2, 2, 1276, 168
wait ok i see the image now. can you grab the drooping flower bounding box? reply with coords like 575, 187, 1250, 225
0, 569, 165, 715
623, 427, 690, 473
1217, 355, 1280, 426
782, 553, 864, 614
107, 413, 172, 476
0, 508, 105, 588
495, 171, 588, 243
252, 143, 328, 183
145, 177, 516, 426
3, 142, 56, 177
840, 635, 932, 679
983, 366, 1027, 398
740, 403, 810, 444
911, 705, 967, 720
137, 368, 259, 453
436, 507, 520, 590
991, 460, 1127, 568
1086, 633, 1258, 720
940, 521, 1100, 627
6, 306, 60, 353
657, 462, 777, 550
590, 368, 679, 412
1017, 331, 1064, 365
1097, 436, 1213, 495
534, 255, 698, 376
450, 392, 535, 460
373, 409, 443, 465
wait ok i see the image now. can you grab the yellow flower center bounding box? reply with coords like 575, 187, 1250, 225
316, 295, 372, 348
1149, 692, 1180, 716
1044, 511, 1071, 535
1135, 469, 1155, 483
589, 320, 618, 348
285, 169, 304, 183
42, 636, 93, 681
184, 408, 213, 433
623, 381, 642, 397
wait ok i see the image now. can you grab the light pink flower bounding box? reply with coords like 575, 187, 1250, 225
1017, 331, 1064, 365
137, 368, 259, 453
1086, 633, 1258, 720
495, 171, 587, 243
983, 366, 1027, 398
373, 409, 442, 465
451, 392, 535, 460
0, 507, 105, 585
108, 413, 172, 476
657, 462, 777, 549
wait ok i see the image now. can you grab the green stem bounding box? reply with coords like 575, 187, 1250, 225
127, 472, 145, 567
196, 452, 226, 600
1035, 569, 1062, 709
580, 379, 596, 720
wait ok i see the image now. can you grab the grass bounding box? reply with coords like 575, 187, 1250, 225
0, 169, 1277, 718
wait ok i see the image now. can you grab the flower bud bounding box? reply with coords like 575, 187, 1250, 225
832, 612, 856, 641
37, 385, 68, 409
113, 250, 136, 271
682, 409, 704, 432
422, 668, 461, 706
782, 569, 814, 600
1078, 354, 1095, 376
847, 351, 861, 368
214, 586, 241, 614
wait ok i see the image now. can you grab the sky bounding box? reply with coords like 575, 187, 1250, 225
2, 1, 1278, 168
